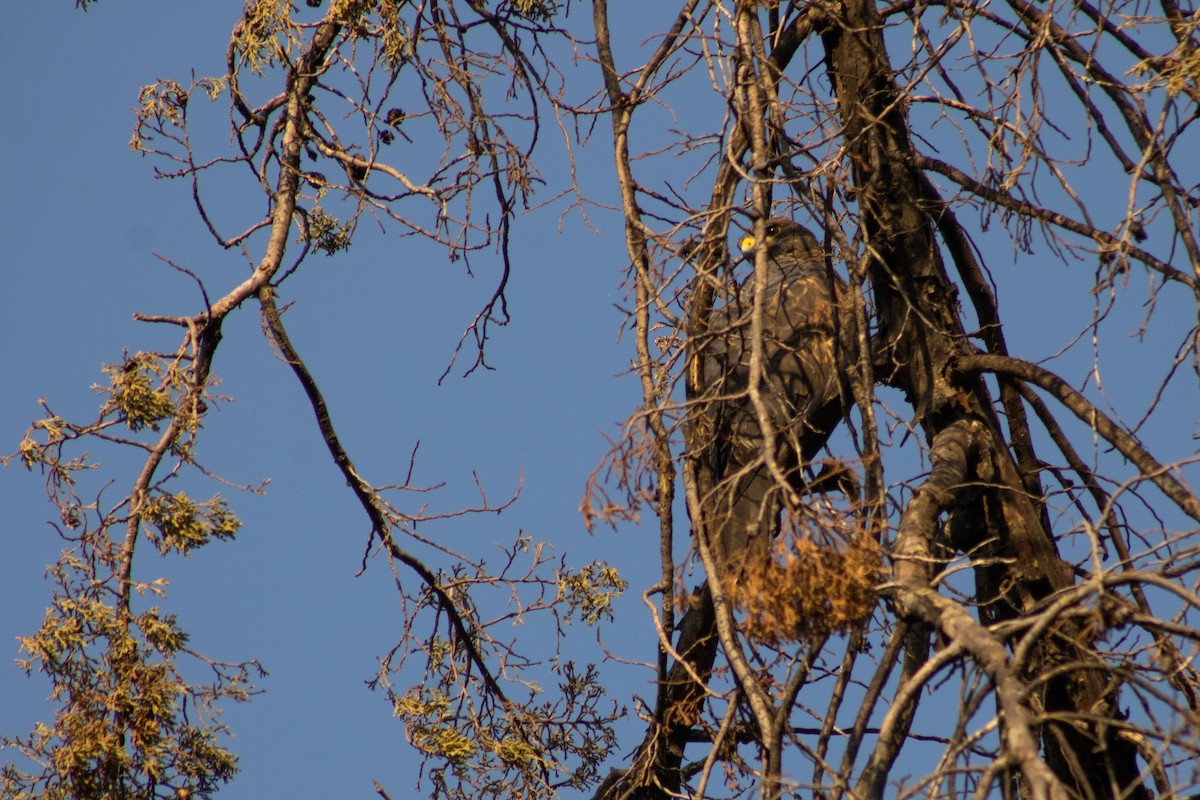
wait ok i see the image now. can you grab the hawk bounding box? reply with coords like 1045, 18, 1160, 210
693, 218, 849, 585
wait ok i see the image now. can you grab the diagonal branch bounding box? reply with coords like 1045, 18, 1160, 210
258, 285, 509, 707
889, 418, 1070, 800
955, 353, 1200, 524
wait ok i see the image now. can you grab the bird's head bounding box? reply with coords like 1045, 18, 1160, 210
738, 218, 823, 269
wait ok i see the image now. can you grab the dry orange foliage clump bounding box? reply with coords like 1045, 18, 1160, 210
731, 518, 883, 644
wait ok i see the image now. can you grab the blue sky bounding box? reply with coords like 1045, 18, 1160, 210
0, 3, 654, 796
3, 3, 1199, 799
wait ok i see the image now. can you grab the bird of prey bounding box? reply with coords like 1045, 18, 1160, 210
692, 218, 848, 587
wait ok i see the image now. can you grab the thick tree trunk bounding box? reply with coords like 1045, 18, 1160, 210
817, 0, 1149, 797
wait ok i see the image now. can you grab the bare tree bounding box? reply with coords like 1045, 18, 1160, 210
6, 1, 1200, 799
586, 1, 1200, 799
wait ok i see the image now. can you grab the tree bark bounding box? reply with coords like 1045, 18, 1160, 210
817, 0, 1149, 796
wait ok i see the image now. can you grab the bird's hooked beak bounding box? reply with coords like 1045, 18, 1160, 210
738, 233, 757, 260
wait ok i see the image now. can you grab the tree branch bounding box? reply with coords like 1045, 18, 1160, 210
955, 353, 1200, 524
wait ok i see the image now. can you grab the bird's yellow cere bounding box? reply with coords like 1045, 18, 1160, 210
739, 234, 756, 252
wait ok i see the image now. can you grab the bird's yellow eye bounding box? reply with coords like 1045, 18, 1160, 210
739, 235, 755, 252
